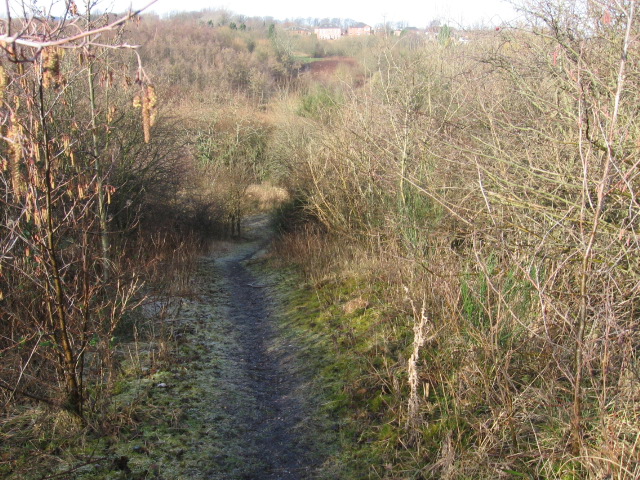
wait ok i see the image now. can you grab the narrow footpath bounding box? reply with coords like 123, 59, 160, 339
160, 214, 327, 479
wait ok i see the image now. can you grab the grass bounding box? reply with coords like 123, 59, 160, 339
0, 288, 190, 479
4, 215, 634, 479
263, 256, 424, 478
1, 225, 354, 479
293, 55, 325, 64
269, 221, 637, 479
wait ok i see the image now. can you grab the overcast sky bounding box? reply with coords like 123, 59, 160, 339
96, 0, 520, 27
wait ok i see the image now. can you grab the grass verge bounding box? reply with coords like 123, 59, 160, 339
264, 256, 423, 479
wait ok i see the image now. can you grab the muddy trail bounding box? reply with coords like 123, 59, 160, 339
154, 214, 333, 480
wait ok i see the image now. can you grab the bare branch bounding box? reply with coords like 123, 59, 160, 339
0, 0, 157, 50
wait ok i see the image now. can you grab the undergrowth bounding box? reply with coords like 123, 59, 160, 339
268, 239, 425, 478
269, 212, 640, 479
0, 298, 184, 479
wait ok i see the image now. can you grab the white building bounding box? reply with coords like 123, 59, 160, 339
314, 26, 342, 40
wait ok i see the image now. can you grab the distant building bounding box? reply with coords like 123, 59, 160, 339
287, 26, 313, 35
314, 26, 342, 40
347, 23, 372, 36
392, 27, 424, 37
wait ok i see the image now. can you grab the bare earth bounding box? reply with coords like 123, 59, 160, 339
160, 214, 329, 479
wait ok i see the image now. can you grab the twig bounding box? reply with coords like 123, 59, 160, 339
0, 378, 55, 406
39, 456, 108, 479
0, 0, 158, 49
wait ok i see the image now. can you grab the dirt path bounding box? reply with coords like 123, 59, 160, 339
213, 215, 311, 478
4, 214, 340, 480
161, 214, 324, 479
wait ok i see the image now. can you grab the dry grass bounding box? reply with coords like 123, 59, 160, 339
245, 183, 290, 211
269, 9, 640, 478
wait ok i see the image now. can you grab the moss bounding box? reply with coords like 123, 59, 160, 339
267, 262, 418, 478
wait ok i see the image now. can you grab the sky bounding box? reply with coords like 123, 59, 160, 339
98, 0, 520, 28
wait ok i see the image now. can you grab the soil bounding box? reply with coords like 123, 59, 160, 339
142, 214, 333, 479
301, 57, 360, 76
204, 214, 315, 479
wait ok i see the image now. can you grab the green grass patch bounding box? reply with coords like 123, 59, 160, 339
293, 55, 325, 64
266, 262, 423, 478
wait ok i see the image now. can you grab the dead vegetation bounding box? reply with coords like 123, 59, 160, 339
270, 1, 640, 478
2, 1, 639, 479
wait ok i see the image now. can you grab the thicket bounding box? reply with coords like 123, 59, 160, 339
119, 12, 306, 236
0, 5, 236, 473
3, 1, 638, 478
0, 7, 307, 475
271, 1, 640, 478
